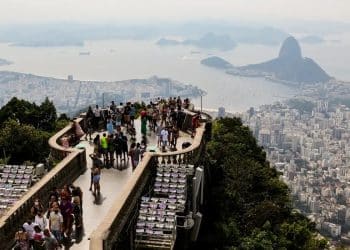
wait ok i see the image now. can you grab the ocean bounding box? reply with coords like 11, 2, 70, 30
0, 34, 349, 112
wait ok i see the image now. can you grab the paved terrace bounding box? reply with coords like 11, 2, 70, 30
71, 119, 194, 249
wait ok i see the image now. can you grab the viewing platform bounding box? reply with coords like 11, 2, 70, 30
0, 102, 212, 250
71, 119, 196, 249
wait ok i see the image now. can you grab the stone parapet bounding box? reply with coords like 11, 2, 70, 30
0, 118, 87, 250
89, 119, 210, 250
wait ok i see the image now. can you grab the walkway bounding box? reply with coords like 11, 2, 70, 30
70, 119, 193, 249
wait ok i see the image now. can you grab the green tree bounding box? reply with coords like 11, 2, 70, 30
0, 119, 51, 164
0, 97, 37, 126
38, 97, 57, 132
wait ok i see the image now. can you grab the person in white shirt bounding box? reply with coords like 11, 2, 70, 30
23, 217, 38, 248
49, 203, 63, 242
161, 128, 169, 151
93, 105, 101, 130
34, 210, 47, 230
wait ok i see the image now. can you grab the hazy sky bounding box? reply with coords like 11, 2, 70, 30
0, 0, 349, 24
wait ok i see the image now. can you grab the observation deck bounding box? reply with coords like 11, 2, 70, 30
0, 105, 211, 250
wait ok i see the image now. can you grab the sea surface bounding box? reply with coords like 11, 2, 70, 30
0, 33, 349, 112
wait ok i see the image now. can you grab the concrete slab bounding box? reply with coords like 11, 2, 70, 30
70, 119, 193, 249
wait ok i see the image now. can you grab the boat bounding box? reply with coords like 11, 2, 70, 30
79, 52, 90, 56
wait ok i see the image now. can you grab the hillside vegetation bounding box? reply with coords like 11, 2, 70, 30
196, 117, 327, 249
0, 97, 69, 164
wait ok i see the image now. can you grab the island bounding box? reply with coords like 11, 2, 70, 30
201, 36, 332, 85
156, 38, 181, 46
157, 33, 237, 51
200, 56, 232, 69
0, 58, 12, 66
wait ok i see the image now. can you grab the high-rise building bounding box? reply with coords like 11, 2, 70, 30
218, 107, 225, 118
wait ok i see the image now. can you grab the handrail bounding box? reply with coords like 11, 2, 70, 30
48, 117, 83, 154
0, 151, 81, 227
89, 123, 206, 249
0, 118, 84, 244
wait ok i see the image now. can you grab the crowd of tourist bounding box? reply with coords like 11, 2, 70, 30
86, 97, 196, 170
13, 96, 200, 249
14, 185, 83, 250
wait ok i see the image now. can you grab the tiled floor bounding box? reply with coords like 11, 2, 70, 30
70, 120, 192, 249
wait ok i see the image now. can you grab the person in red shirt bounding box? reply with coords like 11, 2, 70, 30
191, 114, 200, 138
140, 108, 147, 119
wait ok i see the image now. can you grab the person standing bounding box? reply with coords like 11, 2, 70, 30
89, 154, 103, 190
34, 210, 47, 231
113, 135, 123, 169
48, 203, 63, 243
93, 105, 101, 131
141, 116, 147, 136
171, 125, 179, 150
93, 134, 101, 157
92, 166, 101, 196
59, 195, 73, 239
23, 217, 38, 249
15, 226, 30, 250
32, 225, 44, 249
110, 101, 117, 113
120, 132, 128, 163
106, 117, 114, 135
71, 185, 83, 215
43, 229, 58, 250
30, 198, 44, 216
128, 143, 138, 170
100, 133, 109, 166
72, 197, 82, 235
129, 104, 136, 126
156, 124, 163, 148
160, 127, 169, 152
107, 134, 115, 168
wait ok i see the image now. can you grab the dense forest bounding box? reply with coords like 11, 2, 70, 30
195, 117, 327, 249
0, 97, 69, 164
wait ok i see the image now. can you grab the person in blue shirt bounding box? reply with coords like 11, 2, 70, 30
106, 117, 114, 135
130, 104, 136, 126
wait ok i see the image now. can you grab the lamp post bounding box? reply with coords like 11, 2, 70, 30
200, 91, 207, 114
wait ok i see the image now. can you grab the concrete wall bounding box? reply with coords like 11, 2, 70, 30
0, 119, 87, 249
89, 119, 210, 250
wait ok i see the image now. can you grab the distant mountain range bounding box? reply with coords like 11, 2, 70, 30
0, 22, 289, 47
157, 33, 237, 51
201, 36, 331, 84
299, 35, 325, 44
0, 58, 12, 66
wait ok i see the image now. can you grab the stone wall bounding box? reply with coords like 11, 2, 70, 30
89, 118, 211, 250
0, 119, 87, 250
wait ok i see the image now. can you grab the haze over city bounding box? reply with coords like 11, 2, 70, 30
0, 0, 349, 24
